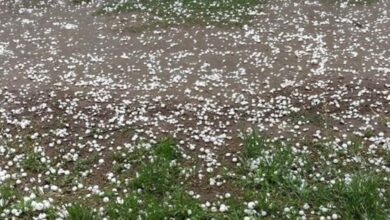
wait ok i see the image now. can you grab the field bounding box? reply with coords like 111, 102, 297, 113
0, 0, 390, 219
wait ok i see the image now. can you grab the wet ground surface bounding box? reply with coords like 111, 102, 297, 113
0, 0, 390, 218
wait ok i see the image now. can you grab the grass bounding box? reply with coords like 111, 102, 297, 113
74, 153, 99, 172
72, 0, 92, 4
2, 133, 390, 219
323, 0, 380, 5
105, 138, 211, 219
334, 174, 388, 219
99, 0, 266, 27
0, 184, 17, 213
289, 111, 326, 126
106, 189, 208, 219
238, 133, 390, 219
67, 203, 99, 220
21, 151, 47, 173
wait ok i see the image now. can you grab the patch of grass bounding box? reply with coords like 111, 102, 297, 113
132, 158, 180, 194
236, 132, 390, 219
74, 153, 99, 172
100, 0, 266, 27
153, 137, 181, 161
242, 131, 267, 160
4, 132, 389, 219
0, 184, 17, 212
289, 111, 326, 126
67, 203, 99, 220
323, 0, 379, 5
333, 173, 388, 219
132, 138, 181, 194
106, 189, 207, 219
72, 0, 92, 4
106, 138, 210, 219
21, 151, 47, 172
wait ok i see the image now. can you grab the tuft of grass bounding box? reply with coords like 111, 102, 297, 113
0, 185, 17, 212
74, 153, 99, 172
72, 0, 92, 4
21, 151, 47, 172
242, 131, 267, 160
289, 111, 326, 126
132, 158, 179, 194
66, 203, 99, 220
323, 0, 380, 5
334, 173, 388, 219
106, 189, 207, 219
153, 137, 181, 161
106, 138, 209, 219
132, 139, 181, 194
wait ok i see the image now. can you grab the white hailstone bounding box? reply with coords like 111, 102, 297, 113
247, 201, 256, 209
189, 144, 196, 150
31, 201, 44, 211
211, 206, 217, 212
303, 203, 310, 210
11, 209, 20, 216
37, 213, 47, 219
244, 217, 251, 220
225, 193, 231, 198
299, 210, 305, 215
50, 185, 58, 191
43, 200, 51, 209
261, 210, 267, 216
103, 197, 109, 203
232, 157, 238, 162
332, 214, 338, 219
219, 204, 228, 212
284, 207, 290, 212
321, 207, 328, 212
99, 159, 104, 164
116, 197, 124, 204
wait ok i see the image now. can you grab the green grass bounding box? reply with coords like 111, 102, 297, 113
0, 185, 17, 213
106, 138, 211, 219
99, 0, 266, 27
289, 111, 326, 126
234, 133, 390, 219
106, 189, 208, 219
74, 153, 99, 172
67, 203, 99, 220
241, 131, 268, 160
106, 133, 390, 219
72, 0, 92, 4
131, 138, 181, 194
334, 174, 388, 219
21, 151, 47, 173
323, 0, 380, 5
3, 133, 390, 219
